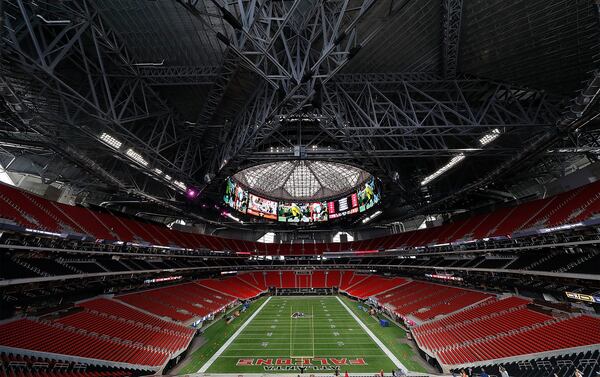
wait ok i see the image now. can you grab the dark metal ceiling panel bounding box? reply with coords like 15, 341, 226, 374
343, 0, 442, 73
460, 0, 599, 95
96, 0, 226, 66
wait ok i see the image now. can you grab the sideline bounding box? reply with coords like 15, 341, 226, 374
198, 297, 273, 373
336, 296, 408, 372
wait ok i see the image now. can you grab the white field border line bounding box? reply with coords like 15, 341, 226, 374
336, 296, 408, 373
198, 296, 272, 373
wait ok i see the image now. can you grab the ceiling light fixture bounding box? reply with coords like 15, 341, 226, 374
479, 128, 501, 146
223, 211, 243, 223
99, 133, 122, 149
362, 210, 382, 224
173, 180, 186, 191
421, 129, 503, 186
36, 14, 71, 25
125, 148, 148, 166
133, 59, 165, 66
420, 153, 465, 186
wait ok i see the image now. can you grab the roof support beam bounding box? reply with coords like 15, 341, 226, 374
137, 65, 220, 86
203, 75, 561, 199
441, 0, 463, 78
2, 0, 204, 197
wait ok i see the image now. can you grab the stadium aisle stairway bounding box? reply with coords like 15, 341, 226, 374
76, 298, 194, 337
116, 294, 193, 322
117, 282, 237, 321
412, 290, 492, 321
197, 277, 262, 299
234, 273, 265, 291
375, 281, 492, 321
344, 276, 407, 299
340, 272, 365, 291
55, 312, 190, 353
247, 272, 268, 290
413, 296, 530, 334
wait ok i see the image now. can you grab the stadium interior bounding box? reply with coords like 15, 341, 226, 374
0, 0, 599, 376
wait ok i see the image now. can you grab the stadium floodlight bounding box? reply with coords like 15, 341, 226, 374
362, 210, 382, 224
36, 14, 71, 25
420, 129, 501, 187
99, 133, 122, 149
132, 59, 165, 66
164, 174, 172, 181
173, 180, 186, 191
153, 168, 163, 175
223, 211, 243, 223
420, 153, 465, 186
479, 128, 501, 146
125, 148, 148, 166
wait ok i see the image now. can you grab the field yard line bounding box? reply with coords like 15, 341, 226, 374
198, 296, 272, 373
336, 296, 408, 373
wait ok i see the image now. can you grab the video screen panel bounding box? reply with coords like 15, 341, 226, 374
327, 193, 359, 219
247, 193, 278, 220
308, 202, 328, 222
278, 202, 310, 223
223, 178, 248, 213
278, 202, 329, 222
357, 177, 381, 212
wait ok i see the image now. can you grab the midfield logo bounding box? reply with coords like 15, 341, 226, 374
237, 358, 367, 371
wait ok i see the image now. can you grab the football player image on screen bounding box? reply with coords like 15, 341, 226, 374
358, 178, 380, 212
309, 202, 328, 222
278, 202, 311, 222
233, 185, 248, 212
224, 178, 240, 209
290, 203, 302, 219
247, 194, 277, 220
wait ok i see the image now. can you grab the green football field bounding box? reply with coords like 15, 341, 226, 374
178, 295, 427, 374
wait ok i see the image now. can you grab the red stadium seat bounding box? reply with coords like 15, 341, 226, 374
0, 319, 169, 367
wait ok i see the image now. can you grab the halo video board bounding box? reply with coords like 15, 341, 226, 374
224, 177, 381, 223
